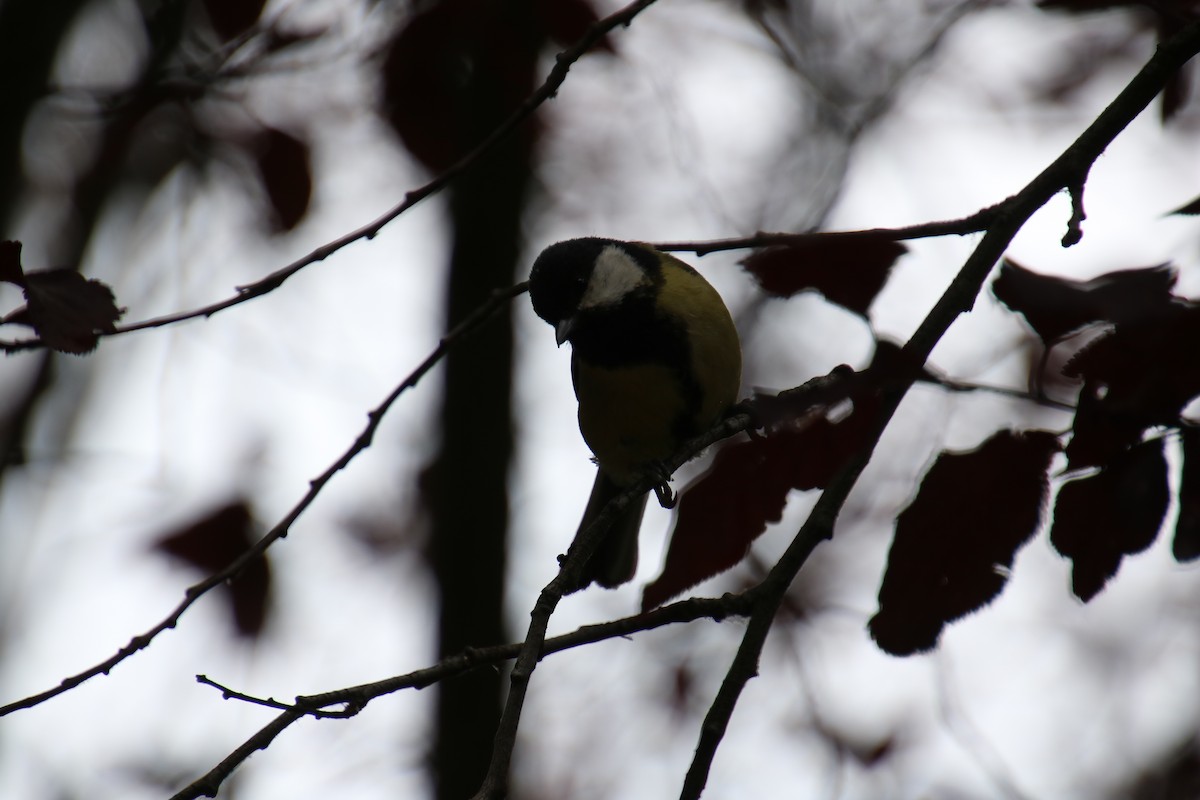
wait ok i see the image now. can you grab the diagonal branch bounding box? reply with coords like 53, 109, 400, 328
169, 591, 755, 800
0, 282, 524, 717
0, 0, 661, 355
468, 416, 758, 799
469, 367, 853, 799
1, 203, 1005, 353
678, 19, 1200, 799
652, 203, 1001, 257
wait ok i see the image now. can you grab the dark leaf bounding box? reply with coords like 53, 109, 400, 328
154, 500, 271, 638
254, 127, 312, 232
381, 6, 470, 171
1062, 302, 1200, 468
1036, 2, 1196, 120
1037, 0, 1144, 9
741, 235, 906, 316
1035, 0, 1189, 18
0, 240, 23, 285
640, 434, 797, 611
992, 259, 1176, 345
642, 389, 881, 611
534, 0, 613, 50
203, 0, 267, 40
381, 0, 538, 171
1050, 438, 1169, 602
868, 430, 1060, 656
1062, 381, 1146, 469
4, 268, 125, 354
1168, 194, 1200, 216
1174, 428, 1200, 562
1161, 64, 1191, 122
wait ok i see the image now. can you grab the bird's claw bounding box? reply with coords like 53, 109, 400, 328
648, 460, 676, 508
654, 481, 676, 509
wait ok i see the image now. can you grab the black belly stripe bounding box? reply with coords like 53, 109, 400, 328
569, 299, 705, 438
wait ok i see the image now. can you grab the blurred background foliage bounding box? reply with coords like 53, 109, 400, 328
1, 1, 1199, 798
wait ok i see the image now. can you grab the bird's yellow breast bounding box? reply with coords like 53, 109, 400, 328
575, 360, 690, 483
575, 253, 741, 484
656, 257, 741, 426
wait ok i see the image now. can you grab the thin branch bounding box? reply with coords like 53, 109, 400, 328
677, 19, 1200, 799
196, 674, 355, 718
169, 354, 1059, 799
172, 708, 305, 800
0, 0, 659, 355
651, 203, 1002, 257
918, 369, 1078, 413
0, 282, 525, 717
0, 197, 1001, 354
170, 371, 848, 799
470, 407, 761, 799
169, 592, 755, 800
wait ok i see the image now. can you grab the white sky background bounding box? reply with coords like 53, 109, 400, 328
1, 1, 1199, 799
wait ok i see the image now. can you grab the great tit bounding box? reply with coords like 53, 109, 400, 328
528, 238, 742, 588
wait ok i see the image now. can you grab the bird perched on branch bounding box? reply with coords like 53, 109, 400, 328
528, 237, 742, 588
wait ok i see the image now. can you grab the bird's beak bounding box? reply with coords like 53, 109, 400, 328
555, 318, 575, 347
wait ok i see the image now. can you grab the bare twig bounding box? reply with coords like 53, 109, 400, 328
0, 213, 1006, 353
1, 0, 667, 712
169, 592, 754, 800
678, 19, 1200, 799
0, 282, 525, 717
651, 203, 1002, 257
0, 203, 1006, 354
0, 0, 655, 355
469, 404, 761, 800
169, 369, 846, 799
196, 674, 356, 718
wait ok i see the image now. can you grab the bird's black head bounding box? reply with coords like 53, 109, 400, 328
529, 238, 658, 327
529, 238, 608, 325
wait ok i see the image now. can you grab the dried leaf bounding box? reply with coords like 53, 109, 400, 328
0, 240, 22, 285
742, 235, 906, 316
203, 0, 267, 40
868, 430, 1060, 656
641, 390, 881, 611
1063, 303, 1200, 468
254, 127, 312, 232
0, 243, 125, 354
1050, 438, 1169, 602
992, 259, 1176, 345
381, 0, 539, 171
534, 0, 613, 50
154, 500, 271, 638
1168, 194, 1200, 216
1173, 427, 1200, 562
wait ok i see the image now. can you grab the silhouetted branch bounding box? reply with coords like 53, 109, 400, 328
470, 366, 852, 799
169, 591, 755, 800
651, 204, 1002, 257
196, 674, 356, 718
0, 282, 524, 717
0, 0, 658, 355
678, 18, 1200, 799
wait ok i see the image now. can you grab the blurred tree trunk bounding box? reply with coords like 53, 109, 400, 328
0, 0, 88, 225
0, 0, 189, 472
422, 2, 540, 797
0, 0, 86, 476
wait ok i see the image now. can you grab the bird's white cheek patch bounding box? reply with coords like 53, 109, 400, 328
579, 245, 649, 309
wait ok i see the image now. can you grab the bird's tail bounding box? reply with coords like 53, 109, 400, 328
573, 469, 648, 589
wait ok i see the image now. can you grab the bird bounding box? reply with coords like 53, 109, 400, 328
528, 237, 742, 588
